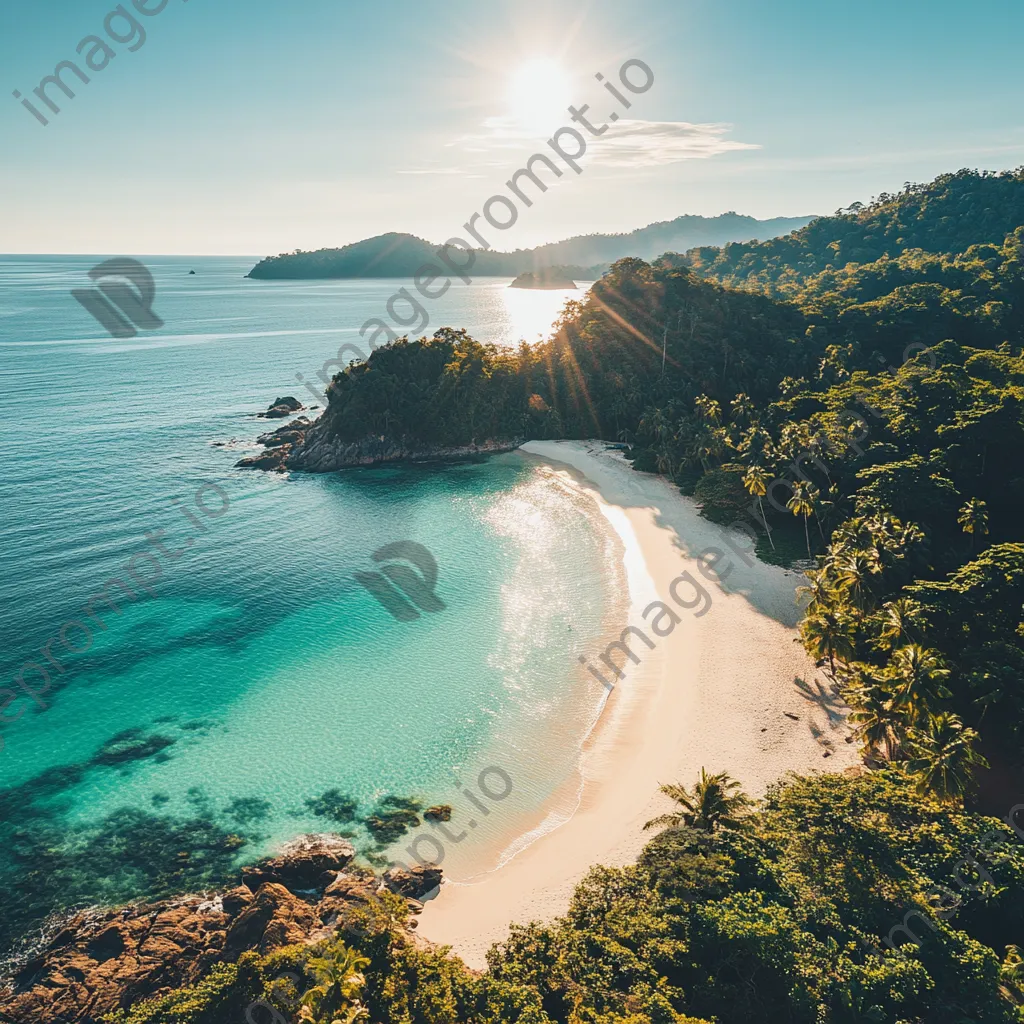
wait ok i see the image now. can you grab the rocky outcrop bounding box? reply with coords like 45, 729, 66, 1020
235, 448, 292, 472
289, 421, 525, 472
0, 835, 429, 1024
260, 396, 305, 418
2, 894, 236, 1024
258, 417, 311, 448
235, 416, 312, 472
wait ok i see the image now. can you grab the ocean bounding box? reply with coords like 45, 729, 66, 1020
0, 255, 619, 952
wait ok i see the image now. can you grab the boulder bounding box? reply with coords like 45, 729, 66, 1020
318, 871, 384, 925
221, 884, 255, 917
383, 865, 443, 900
236, 449, 289, 472
322, 871, 378, 902
241, 833, 355, 891
222, 883, 315, 960
264, 404, 295, 418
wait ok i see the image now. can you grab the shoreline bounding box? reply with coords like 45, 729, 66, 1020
416, 440, 861, 969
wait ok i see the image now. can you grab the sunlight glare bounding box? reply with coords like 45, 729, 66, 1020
507, 59, 573, 134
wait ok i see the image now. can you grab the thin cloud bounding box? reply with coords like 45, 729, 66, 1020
399, 118, 759, 176
396, 167, 470, 176
593, 120, 760, 167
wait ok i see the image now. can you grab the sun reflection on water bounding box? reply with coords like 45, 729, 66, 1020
492, 280, 593, 346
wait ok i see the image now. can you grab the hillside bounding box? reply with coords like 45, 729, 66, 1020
685, 167, 1024, 294
245, 211, 815, 280
527, 211, 813, 265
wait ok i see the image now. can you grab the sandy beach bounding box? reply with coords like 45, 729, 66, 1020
416, 440, 861, 969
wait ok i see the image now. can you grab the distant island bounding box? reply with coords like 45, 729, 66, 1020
244, 211, 816, 280
509, 268, 577, 289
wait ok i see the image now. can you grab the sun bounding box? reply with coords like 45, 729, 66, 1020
506, 59, 572, 134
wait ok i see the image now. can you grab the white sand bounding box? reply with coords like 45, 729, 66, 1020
416, 440, 860, 969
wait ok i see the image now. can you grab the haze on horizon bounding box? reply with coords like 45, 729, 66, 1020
2, 0, 1024, 256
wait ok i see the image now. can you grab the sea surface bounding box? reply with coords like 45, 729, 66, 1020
0, 255, 617, 952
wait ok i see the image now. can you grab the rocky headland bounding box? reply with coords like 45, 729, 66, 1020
0, 834, 441, 1024
236, 404, 524, 474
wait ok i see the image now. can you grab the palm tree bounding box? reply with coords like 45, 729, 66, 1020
999, 946, 1024, 1007
800, 609, 856, 676
906, 711, 989, 805
742, 464, 775, 550
957, 498, 989, 552
787, 482, 818, 559
798, 571, 833, 612
655, 443, 677, 479
847, 683, 905, 762
300, 942, 370, 1024
874, 597, 926, 652
889, 644, 951, 721
835, 549, 882, 616
639, 406, 671, 444
817, 483, 844, 538
737, 425, 774, 465
643, 768, 752, 833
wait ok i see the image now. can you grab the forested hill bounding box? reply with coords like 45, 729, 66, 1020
245, 211, 814, 280
686, 167, 1024, 294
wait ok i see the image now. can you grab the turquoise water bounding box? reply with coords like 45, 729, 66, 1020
0, 256, 614, 951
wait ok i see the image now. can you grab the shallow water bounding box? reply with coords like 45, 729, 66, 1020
0, 256, 611, 949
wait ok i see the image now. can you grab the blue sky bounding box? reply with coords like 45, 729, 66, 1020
3, 0, 1024, 254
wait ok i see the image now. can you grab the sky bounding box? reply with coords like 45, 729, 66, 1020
2, 0, 1024, 255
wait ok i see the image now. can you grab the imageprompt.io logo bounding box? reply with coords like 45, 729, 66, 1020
72, 257, 163, 339
355, 541, 446, 622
